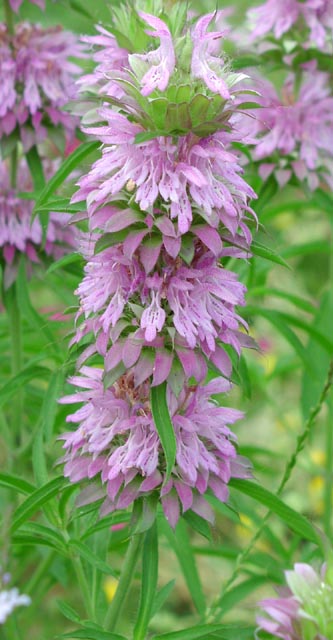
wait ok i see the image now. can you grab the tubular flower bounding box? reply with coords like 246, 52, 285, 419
73, 111, 256, 237
73, 243, 247, 381
60, 368, 249, 527
248, 0, 333, 48
256, 562, 333, 639
61, 7, 255, 527
78, 26, 128, 97
252, 68, 333, 190
0, 23, 85, 149
0, 159, 77, 286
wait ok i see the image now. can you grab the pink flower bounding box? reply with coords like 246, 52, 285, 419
73, 110, 256, 236
191, 12, 231, 99
248, 0, 302, 40
0, 158, 77, 286
252, 69, 333, 190
60, 367, 248, 526
78, 26, 128, 98
130, 12, 175, 96
0, 23, 85, 149
256, 562, 333, 639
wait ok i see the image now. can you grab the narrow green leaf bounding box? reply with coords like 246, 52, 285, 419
230, 479, 321, 545
0, 473, 34, 495
134, 523, 158, 640
183, 510, 212, 541
251, 241, 290, 269
68, 540, 117, 576
13, 523, 67, 552
250, 287, 316, 314
57, 600, 82, 624
161, 518, 206, 615
25, 145, 46, 193
11, 476, 69, 532
0, 365, 50, 409
34, 141, 99, 208
301, 291, 333, 419
151, 383, 176, 482
245, 306, 314, 371
215, 577, 267, 616
16, 258, 61, 359
58, 631, 126, 640
152, 624, 241, 640
46, 253, 83, 275
151, 580, 175, 618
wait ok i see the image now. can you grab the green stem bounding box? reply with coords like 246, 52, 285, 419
209, 359, 333, 622
3, 0, 14, 35
104, 533, 143, 632
24, 551, 56, 595
4, 284, 23, 442
72, 555, 95, 621
324, 399, 333, 538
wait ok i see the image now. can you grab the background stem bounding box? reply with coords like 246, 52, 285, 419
104, 533, 143, 632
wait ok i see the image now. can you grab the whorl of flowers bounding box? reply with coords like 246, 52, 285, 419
0, 158, 77, 286
0, 22, 85, 149
248, 0, 333, 49
61, 368, 250, 527
251, 65, 333, 190
256, 562, 333, 639
61, 9, 256, 525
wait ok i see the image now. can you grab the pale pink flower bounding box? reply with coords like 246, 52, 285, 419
130, 12, 175, 96
0, 158, 77, 286
252, 68, 333, 189
0, 23, 85, 149
60, 367, 248, 527
191, 12, 231, 99
73, 110, 256, 236
256, 562, 333, 639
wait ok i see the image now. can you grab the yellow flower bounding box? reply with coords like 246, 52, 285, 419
103, 577, 118, 603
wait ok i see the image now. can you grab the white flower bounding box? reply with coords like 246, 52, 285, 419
0, 588, 31, 624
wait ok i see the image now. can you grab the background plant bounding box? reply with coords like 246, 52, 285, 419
0, 1, 332, 639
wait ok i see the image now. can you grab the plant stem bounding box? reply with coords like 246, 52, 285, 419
5, 284, 23, 443
324, 399, 333, 538
3, 0, 14, 36
104, 533, 143, 632
70, 554, 96, 621
25, 551, 56, 595
209, 359, 333, 622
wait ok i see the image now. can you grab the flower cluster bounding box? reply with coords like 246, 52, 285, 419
256, 562, 333, 639
248, 0, 333, 49
0, 158, 77, 287
252, 66, 333, 190
0, 21, 85, 149
61, 8, 256, 526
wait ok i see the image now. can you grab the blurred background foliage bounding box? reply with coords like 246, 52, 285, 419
0, 0, 332, 638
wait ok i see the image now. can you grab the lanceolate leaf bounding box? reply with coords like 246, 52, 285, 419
152, 624, 250, 640
0, 473, 34, 495
151, 383, 176, 483
161, 518, 206, 615
34, 140, 99, 209
230, 479, 322, 545
11, 477, 69, 532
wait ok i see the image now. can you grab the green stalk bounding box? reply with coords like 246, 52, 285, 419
209, 359, 333, 623
71, 555, 95, 621
104, 533, 143, 632
4, 284, 23, 442
3, 0, 14, 35
324, 399, 333, 537
24, 551, 56, 595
